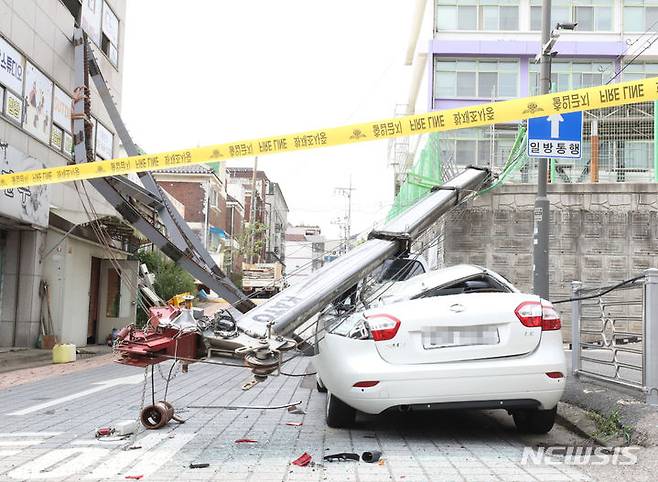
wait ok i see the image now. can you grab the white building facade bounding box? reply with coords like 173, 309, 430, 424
284, 225, 325, 286
0, 0, 132, 347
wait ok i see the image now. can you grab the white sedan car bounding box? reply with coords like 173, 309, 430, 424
313, 264, 566, 434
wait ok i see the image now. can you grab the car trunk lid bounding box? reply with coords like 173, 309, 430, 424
368, 293, 543, 364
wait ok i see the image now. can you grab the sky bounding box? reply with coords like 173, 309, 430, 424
121, 0, 424, 240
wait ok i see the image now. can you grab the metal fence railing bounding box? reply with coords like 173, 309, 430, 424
571, 268, 658, 405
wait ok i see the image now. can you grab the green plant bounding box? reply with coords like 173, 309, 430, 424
135, 249, 196, 324
238, 222, 267, 262
589, 408, 633, 443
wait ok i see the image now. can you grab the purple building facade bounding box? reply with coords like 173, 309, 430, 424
429, 0, 658, 178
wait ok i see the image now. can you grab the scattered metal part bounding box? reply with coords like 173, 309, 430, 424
187, 400, 302, 410
287, 405, 306, 415
241, 377, 260, 391
362, 451, 382, 463
292, 452, 312, 467
323, 453, 359, 462
189, 463, 210, 469
139, 400, 184, 429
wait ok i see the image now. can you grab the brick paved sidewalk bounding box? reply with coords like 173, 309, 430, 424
0, 354, 619, 481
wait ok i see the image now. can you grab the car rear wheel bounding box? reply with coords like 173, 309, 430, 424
325, 392, 355, 428
513, 406, 557, 434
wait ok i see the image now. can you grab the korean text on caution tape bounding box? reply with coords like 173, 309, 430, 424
1, 77, 656, 190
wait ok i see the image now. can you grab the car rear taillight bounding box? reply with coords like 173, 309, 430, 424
514, 301, 561, 331
353, 381, 380, 388
541, 302, 561, 331
546, 372, 564, 379
365, 314, 401, 341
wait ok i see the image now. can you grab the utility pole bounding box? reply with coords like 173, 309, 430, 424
248, 156, 258, 264
532, 7, 577, 299
532, 0, 553, 300
335, 178, 354, 253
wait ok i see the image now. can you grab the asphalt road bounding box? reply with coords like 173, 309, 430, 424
0, 355, 655, 481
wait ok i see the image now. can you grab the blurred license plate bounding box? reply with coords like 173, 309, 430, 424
422, 326, 499, 349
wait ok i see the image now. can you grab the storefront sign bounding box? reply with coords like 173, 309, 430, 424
5, 89, 23, 124
0, 38, 24, 94
53, 86, 72, 132
0, 145, 49, 228
63, 132, 73, 157
23, 62, 53, 144
51, 125, 63, 151
95, 121, 113, 159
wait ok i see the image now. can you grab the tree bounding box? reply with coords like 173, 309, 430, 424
135, 249, 196, 325
238, 222, 267, 263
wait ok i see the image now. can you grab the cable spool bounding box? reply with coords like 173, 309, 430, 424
140, 401, 184, 429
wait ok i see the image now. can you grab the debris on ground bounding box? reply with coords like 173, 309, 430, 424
323, 452, 359, 462
362, 450, 382, 463
292, 452, 312, 466
287, 405, 305, 415
189, 463, 210, 469
95, 427, 112, 437
125, 476, 143, 480
285, 421, 303, 426
234, 438, 258, 443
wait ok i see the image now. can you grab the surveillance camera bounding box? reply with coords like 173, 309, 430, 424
550, 51, 559, 57
557, 22, 577, 30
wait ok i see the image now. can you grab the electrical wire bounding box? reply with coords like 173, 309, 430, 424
551, 275, 644, 305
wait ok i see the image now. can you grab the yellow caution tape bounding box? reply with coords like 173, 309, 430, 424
1, 77, 657, 190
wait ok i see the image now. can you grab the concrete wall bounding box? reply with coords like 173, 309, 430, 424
0, 230, 45, 346
42, 229, 128, 347
441, 183, 658, 337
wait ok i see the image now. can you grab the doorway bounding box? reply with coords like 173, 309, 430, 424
87, 257, 101, 344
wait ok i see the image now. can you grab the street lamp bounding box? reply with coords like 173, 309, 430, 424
532, 0, 577, 300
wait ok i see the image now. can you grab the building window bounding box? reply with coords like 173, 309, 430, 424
624, 1, 658, 32
439, 127, 517, 168
209, 188, 219, 208
621, 62, 658, 81
101, 2, 120, 67
530, 0, 612, 32
436, 1, 519, 31
435, 59, 518, 98
529, 61, 613, 94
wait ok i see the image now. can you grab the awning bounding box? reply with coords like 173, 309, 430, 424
209, 226, 228, 238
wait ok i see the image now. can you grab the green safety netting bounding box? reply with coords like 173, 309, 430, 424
387, 133, 443, 220
386, 126, 528, 221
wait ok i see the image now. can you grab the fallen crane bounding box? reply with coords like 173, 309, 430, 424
115, 166, 492, 377
61, 18, 492, 426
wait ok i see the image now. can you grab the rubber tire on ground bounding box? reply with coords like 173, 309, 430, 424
316, 377, 327, 393
325, 392, 356, 428
512, 406, 557, 434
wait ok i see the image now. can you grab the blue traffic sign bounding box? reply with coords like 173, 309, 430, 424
527, 111, 583, 159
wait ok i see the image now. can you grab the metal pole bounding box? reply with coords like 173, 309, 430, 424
654, 101, 658, 182
532, 0, 552, 299
571, 280, 582, 377
643, 268, 658, 405
248, 157, 258, 264
591, 119, 599, 182
347, 176, 352, 250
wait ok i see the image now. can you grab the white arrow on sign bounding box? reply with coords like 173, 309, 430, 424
7, 373, 147, 416
547, 114, 564, 138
